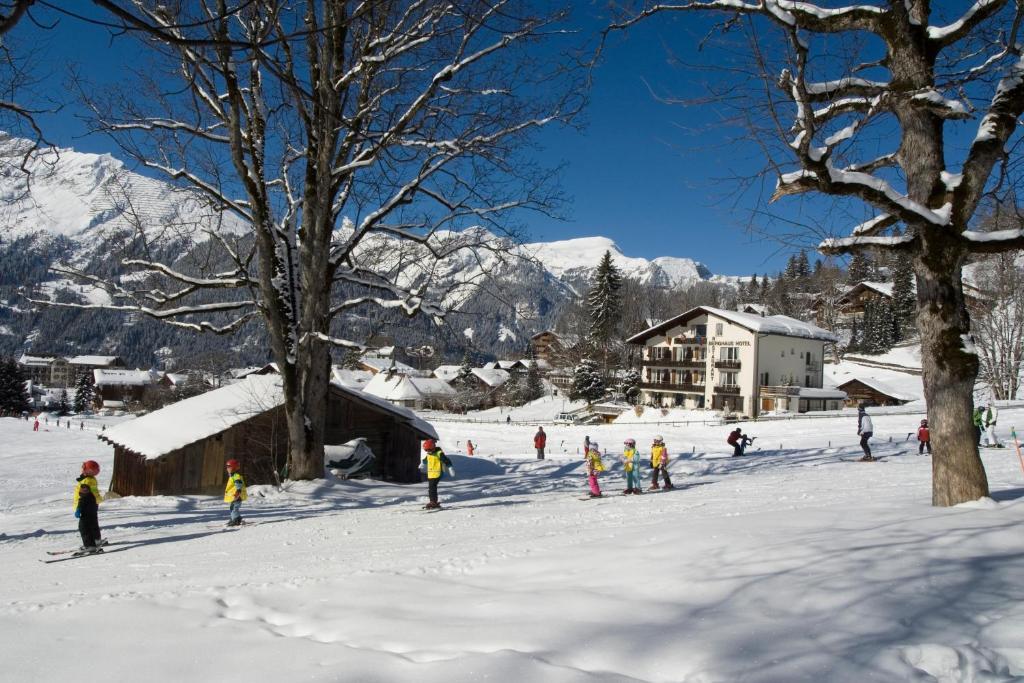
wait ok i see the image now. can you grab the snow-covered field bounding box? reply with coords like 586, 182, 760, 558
3, 408, 1024, 682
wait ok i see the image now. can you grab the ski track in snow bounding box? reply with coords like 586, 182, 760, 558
2, 411, 1024, 682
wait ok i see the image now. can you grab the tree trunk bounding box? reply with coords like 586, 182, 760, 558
915, 244, 989, 506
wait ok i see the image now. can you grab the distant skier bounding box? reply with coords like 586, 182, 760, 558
585, 441, 604, 497
466, 439, 475, 456
917, 419, 931, 455
984, 403, 1001, 447
857, 405, 874, 461
534, 426, 547, 460
224, 459, 247, 526
621, 439, 642, 494
32, 418, 39, 432
506, 415, 511, 424
649, 435, 673, 490
727, 427, 753, 457
972, 406, 984, 445
73, 460, 104, 554
422, 439, 453, 509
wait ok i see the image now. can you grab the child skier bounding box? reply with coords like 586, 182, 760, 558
649, 436, 673, 490
422, 439, 453, 509
73, 460, 104, 554
585, 441, 604, 497
917, 419, 931, 455
621, 439, 642, 495
466, 439, 475, 456
224, 459, 247, 526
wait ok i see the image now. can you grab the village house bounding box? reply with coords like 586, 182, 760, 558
834, 377, 915, 407
627, 306, 846, 417
93, 368, 158, 409
362, 373, 456, 410
529, 330, 564, 364
100, 375, 437, 496
17, 353, 125, 388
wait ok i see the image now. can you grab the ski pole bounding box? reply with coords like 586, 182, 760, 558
1012, 427, 1024, 478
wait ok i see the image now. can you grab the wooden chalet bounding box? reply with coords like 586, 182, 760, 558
100, 375, 437, 496
834, 377, 915, 407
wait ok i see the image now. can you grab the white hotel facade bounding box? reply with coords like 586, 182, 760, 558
627, 306, 846, 417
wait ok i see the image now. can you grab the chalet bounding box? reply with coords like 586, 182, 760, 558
739, 303, 770, 316
362, 373, 456, 409
834, 377, 915, 407
17, 353, 125, 388
100, 375, 437, 496
357, 354, 417, 376
470, 367, 510, 391
627, 306, 845, 417
530, 330, 564, 364
432, 365, 463, 383
93, 368, 157, 408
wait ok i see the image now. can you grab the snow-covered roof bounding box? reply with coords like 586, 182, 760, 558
93, 369, 155, 386
796, 388, 848, 400
516, 358, 552, 370
363, 374, 456, 402
18, 354, 56, 366
627, 306, 838, 344
739, 303, 769, 316
68, 355, 121, 367
331, 367, 374, 389
100, 375, 436, 460
359, 356, 416, 374
432, 365, 462, 382
162, 373, 189, 386
835, 376, 917, 402
471, 367, 510, 388
845, 281, 895, 298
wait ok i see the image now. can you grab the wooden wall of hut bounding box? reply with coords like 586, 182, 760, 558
324, 392, 421, 483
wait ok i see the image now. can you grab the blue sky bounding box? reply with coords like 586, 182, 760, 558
26, 4, 816, 278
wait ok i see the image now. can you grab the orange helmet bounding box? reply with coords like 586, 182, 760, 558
226, 459, 240, 471
423, 439, 436, 451
82, 460, 100, 476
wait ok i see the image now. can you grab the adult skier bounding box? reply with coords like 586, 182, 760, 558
984, 403, 1001, 447
857, 405, 874, 461
727, 427, 753, 457
534, 426, 547, 460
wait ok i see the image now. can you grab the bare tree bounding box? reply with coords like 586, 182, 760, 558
40, 1, 580, 479
969, 251, 1024, 400
608, 0, 1024, 506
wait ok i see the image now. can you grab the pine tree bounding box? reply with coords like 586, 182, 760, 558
570, 358, 605, 403
745, 275, 758, 300
454, 350, 475, 389
772, 273, 794, 316
524, 353, 544, 403
0, 357, 31, 413
758, 275, 771, 303
57, 389, 70, 416
890, 255, 915, 341
587, 250, 623, 378
847, 252, 872, 283
341, 348, 363, 370
860, 301, 876, 352
501, 372, 523, 406
619, 367, 641, 404
73, 372, 96, 413
848, 318, 861, 352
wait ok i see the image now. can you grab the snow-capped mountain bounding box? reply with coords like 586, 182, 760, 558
0, 139, 740, 363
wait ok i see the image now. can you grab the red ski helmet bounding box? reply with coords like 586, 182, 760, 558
423, 439, 436, 451
82, 460, 100, 476
225, 459, 240, 471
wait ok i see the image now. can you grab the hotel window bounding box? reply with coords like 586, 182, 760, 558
721, 372, 738, 387
721, 346, 739, 361
715, 323, 724, 336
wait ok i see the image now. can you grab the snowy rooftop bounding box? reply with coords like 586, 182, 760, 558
432, 365, 462, 382
100, 375, 436, 459
834, 375, 918, 402
93, 369, 156, 386
68, 358, 121, 368
331, 367, 374, 389
359, 356, 416, 374
627, 306, 838, 344
471, 367, 510, 388
363, 374, 456, 402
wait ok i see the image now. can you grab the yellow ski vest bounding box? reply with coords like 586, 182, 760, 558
224, 472, 247, 502
651, 444, 668, 468
73, 476, 102, 509
623, 447, 638, 472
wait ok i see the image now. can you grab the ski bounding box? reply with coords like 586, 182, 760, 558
47, 539, 112, 555
840, 457, 887, 462
41, 546, 131, 564
578, 495, 604, 500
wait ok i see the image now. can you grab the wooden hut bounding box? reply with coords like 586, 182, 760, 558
100, 375, 436, 496
834, 377, 914, 407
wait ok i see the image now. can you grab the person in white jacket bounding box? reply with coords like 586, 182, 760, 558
984, 403, 1001, 447
857, 405, 875, 461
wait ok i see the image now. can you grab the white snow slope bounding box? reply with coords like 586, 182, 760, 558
2, 409, 1024, 682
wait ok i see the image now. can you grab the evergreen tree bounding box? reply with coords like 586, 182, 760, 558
341, 348, 363, 370
758, 275, 771, 303
570, 358, 605, 403
73, 372, 96, 413
501, 371, 524, 406
454, 350, 475, 389
57, 389, 70, 416
848, 318, 861, 352
847, 252, 872, 283
619, 367, 641, 404
745, 275, 759, 301
523, 355, 544, 403
0, 357, 31, 413
771, 273, 794, 316
587, 250, 622, 352
890, 256, 916, 341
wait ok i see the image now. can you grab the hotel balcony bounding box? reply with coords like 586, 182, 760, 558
713, 385, 741, 395
642, 358, 706, 369
714, 359, 742, 370
639, 381, 706, 393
